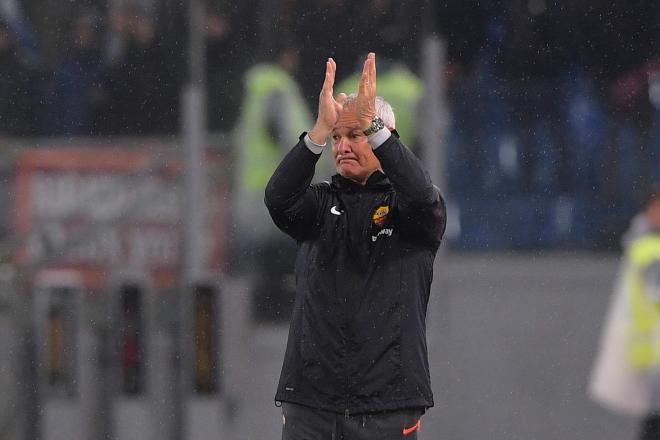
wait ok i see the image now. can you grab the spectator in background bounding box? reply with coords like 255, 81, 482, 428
46, 11, 107, 136
101, 1, 169, 68
107, 0, 156, 21
224, 0, 260, 65
0, 0, 41, 64
205, 8, 241, 132
293, 0, 364, 106
103, 6, 181, 135
493, 0, 573, 195
590, 183, 660, 440
435, 0, 487, 81
435, 0, 492, 196
0, 19, 43, 135
357, 0, 420, 68
102, 3, 132, 67
231, 43, 312, 321
574, 0, 660, 245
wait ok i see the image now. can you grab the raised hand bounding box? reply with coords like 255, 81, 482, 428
309, 58, 347, 145
357, 52, 377, 132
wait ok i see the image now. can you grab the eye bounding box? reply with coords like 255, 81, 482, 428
331, 134, 341, 143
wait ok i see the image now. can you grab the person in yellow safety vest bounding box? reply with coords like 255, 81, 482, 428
628, 229, 660, 373
590, 184, 660, 440
626, 187, 660, 440
336, 59, 423, 150
232, 47, 312, 321
235, 51, 312, 199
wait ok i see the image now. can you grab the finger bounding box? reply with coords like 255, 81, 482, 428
358, 71, 365, 95
360, 54, 376, 97
359, 61, 369, 95
369, 52, 376, 89
321, 58, 335, 94
334, 92, 347, 113
322, 58, 337, 97
363, 53, 375, 96
362, 53, 371, 77
328, 57, 336, 85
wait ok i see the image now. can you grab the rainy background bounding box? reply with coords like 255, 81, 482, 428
0, 0, 658, 438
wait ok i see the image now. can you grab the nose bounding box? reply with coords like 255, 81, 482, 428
337, 136, 352, 153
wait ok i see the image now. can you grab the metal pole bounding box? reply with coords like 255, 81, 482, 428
0, 266, 17, 439
420, 35, 449, 194
14, 278, 39, 440
177, 1, 208, 439
183, 0, 208, 282
419, 34, 454, 440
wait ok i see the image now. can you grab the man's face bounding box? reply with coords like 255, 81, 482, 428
331, 105, 381, 184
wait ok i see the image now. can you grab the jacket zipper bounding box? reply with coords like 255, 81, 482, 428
344, 311, 350, 421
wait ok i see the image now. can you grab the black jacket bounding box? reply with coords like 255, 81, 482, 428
265, 132, 446, 415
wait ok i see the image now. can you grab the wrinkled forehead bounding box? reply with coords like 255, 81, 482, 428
333, 104, 360, 131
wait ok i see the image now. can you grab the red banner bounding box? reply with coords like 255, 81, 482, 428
14, 146, 230, 291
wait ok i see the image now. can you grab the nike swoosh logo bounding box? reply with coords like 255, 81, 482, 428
330, 206, 343, 215
403, 420, 421, 436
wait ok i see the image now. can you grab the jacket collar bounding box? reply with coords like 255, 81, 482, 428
331, 170, 391, 192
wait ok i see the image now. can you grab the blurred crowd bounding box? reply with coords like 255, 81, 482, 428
1, 0, 659, 248
440, 0, 660, 248
0, 0, 185, 136
0, 0, 428, 136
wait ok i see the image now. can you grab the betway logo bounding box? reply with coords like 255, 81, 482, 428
372, 228, 393, 242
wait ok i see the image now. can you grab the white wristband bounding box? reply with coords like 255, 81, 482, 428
304, 133, 326, 155
368, 128, 391, 150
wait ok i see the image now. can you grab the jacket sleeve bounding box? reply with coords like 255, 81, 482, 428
264, 133, 323, 241
373, 133, 446, 248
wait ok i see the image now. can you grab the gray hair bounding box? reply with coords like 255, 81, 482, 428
344, 94, 396, 130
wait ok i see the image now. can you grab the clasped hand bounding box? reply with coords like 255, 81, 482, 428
308, 52, 378, 145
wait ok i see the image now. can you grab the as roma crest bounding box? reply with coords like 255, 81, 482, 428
372, 205, 389, 228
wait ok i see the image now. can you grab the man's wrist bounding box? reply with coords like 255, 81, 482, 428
304, 133, 326, 154
308, 125, 330, 145
367, 127, 391, 149
363, 116, 385, 136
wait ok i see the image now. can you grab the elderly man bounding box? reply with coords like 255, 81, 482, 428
265, 52, 446, 439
